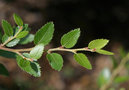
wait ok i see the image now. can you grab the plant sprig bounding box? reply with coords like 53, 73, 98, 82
0, 13, 114, 77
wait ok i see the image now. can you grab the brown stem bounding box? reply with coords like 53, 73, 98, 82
0, 45, 94, 62
0, 46, 33, 62
0, 46, 33, 52
47, 47, 94, 54
16, 52, 33, 62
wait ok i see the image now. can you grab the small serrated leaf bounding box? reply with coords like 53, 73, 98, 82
30, 44, 44, 60
6, 39, 20, 47
0, 63, 9, 76
2, 34, 20, 47
96, 49, 114, 55
61, 28, 80, 48
2, 20, 13, 36
88, 39, 109, 49
47, 53, 63, 71
14, 26, 20, 35
16, 31, 29, 39
23, 24, 29, 31
2, 34, 9, 43
13, 13, 23, 26
19, 34, 34, 45
16, 53, 41, 77
34, 22, 54, 45
74, 53, 92, 69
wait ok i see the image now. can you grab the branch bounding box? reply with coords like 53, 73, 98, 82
100, 53, 129, 90
0, 46, 33, 52
0, 46, 33, 62
16, 52, 33, 62
0, 45, 95, 62
47, 47, 95, 54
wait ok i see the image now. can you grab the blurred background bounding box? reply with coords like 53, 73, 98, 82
0, 0, 129, 90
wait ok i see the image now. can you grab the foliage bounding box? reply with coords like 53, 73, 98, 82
47, 53, 63, 71
97, 68, 111, 87
98, 48, 129, 90
74, 53, 92, 69
0, 13, 113, 77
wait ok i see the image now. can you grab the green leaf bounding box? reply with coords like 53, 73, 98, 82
0, 63, 9, 76
30, 44, 44, 60
2, 34, 20, 47
16, 31, 29, 39
14, 24, 29, 35
34, 22, 54, 45
19, 34, 34, 45
47, 53, 63, 71
96, 49, 114, 55
16, 53, 41, 77
0, 50, 16, 58
88, 39, 109, 49
14, 26, 20, 35
6, 39, 20, 47
61, 28, 80, 48
2, 34, 9, 43
74, 53, 92, 69
2, 20, 13, 36
114, 76, 129, 84
23, 24, 29, 31
97, 68, 111, 87
13, 13, 23, 26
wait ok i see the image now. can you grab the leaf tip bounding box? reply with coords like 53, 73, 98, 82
47, 21, 54, 25
88, 66, 92, 70
13, 13, 16, 16
75, 28, 80, 32
2, 19, 7, 24
110, 52, 114, 55
57, 69, 62, 71
76, 28, 80, 30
